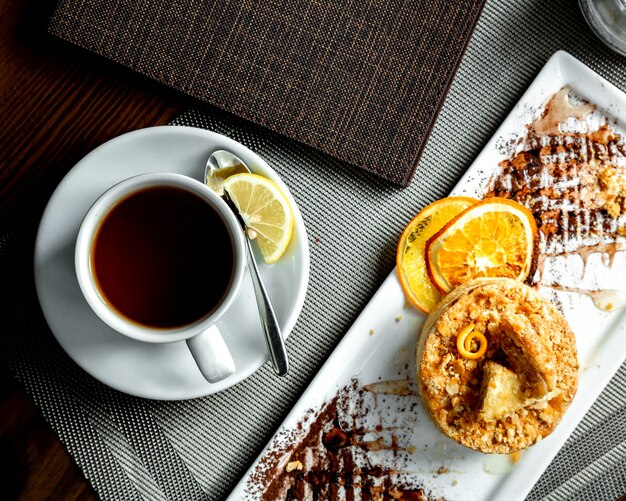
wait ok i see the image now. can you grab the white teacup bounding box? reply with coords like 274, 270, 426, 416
75, 173, 246, 383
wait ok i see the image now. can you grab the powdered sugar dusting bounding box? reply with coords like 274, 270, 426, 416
486, 87, 626, 282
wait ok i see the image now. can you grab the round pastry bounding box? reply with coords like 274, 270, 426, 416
416, 277, 578, 454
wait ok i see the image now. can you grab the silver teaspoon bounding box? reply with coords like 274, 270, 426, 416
205, 150, 290, 376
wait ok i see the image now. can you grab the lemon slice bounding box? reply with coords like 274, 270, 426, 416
396, 196, 477, 313
223, 173, 294, 264
425, 197, 538, 294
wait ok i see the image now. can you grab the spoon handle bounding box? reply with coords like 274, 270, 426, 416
244, 237, 290, 376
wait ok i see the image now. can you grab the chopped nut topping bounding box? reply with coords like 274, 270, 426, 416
285, 460, 303, 472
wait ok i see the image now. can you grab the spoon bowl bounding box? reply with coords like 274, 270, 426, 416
205, 150, 250, 196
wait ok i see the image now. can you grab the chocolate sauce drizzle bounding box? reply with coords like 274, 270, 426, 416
247, 379, 443, 501
487, 87, 626, 300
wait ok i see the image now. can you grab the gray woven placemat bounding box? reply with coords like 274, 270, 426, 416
2, 0, 626, 499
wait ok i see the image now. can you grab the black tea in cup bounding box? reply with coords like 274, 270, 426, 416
91, 186, 235, 328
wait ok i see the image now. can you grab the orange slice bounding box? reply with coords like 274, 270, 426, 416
397, 197, 478, 313
426, 198, 537, 294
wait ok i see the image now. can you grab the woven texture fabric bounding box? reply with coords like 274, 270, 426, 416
3, 0, 626, 499
46, 0, 485, 186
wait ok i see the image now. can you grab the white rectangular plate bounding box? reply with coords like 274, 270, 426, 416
228, 51, 626, 501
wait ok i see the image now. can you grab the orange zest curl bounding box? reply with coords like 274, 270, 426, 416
456, 323, 488, 360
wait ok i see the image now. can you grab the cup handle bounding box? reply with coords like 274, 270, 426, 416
186, 325, 236, 383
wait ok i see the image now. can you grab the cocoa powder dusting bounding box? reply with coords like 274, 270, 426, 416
247, 379, 442, 500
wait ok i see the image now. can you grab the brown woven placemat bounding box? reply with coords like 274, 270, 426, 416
47, 0, 485, 186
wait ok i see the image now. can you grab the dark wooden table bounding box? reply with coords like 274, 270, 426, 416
0, 0, 189, 498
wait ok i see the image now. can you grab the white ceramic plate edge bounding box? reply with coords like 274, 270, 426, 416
227, 51, 626, 500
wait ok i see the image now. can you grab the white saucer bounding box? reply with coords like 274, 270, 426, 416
34, 126, 310, 400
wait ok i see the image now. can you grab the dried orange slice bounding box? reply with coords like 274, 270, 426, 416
397, 197, 478, 313
426, 198, 537, 294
